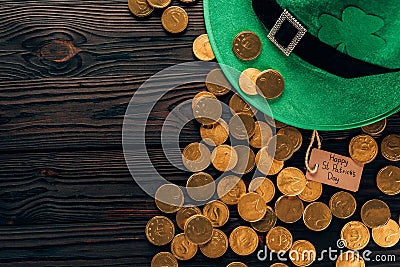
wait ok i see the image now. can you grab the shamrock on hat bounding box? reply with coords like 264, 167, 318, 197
318, 6, 385, 60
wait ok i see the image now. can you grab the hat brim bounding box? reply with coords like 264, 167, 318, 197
204, 0, 400, 130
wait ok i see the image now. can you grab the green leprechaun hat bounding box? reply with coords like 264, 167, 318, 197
203, 0, 400, 130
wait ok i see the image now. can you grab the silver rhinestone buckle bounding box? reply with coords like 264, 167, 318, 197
267, 10, 307, 56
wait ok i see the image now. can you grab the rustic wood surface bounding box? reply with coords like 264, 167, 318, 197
0, 0, 399, 266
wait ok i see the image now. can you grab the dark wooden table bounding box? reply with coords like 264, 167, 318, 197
0, 0, 399, 266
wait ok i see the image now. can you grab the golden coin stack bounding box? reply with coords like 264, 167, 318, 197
128, 0, 190, 34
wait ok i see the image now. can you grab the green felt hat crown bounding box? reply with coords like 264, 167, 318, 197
204, 0, 400, 130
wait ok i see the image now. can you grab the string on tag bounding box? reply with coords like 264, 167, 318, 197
305, 130, 321, 174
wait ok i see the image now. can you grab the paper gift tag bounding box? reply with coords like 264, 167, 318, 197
306, 148, 364, 192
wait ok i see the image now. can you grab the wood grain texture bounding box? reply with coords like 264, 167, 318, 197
1, 143, 398, 225
0, 0, 399, 266
0, 0, 205, 80
0, 75, 202, 152
1, 75, 399, 153
0, 144, 399, 266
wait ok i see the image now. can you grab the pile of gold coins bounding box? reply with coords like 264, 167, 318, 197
128, 0, 191, 34
145, 61, 400, 266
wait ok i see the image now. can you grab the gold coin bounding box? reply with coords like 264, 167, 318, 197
372, 219, 400, 248
249, 121, 273, 149
264, 114, 287, 128
192, 94, 222, 125
256, 69, 284, 100
277, 126, 302, 152
229, 113, 256, 140
192, 91, 216, 112
289, 240, 316, 267
147, 0, 171, 8
376, 165, 400, 195
239, 68, 261, 95
205, 68, 231, 96
161, 6, 188, 34
267, 134, 294, 161
171, 233, 198, 260
211, 144, 238, 171
270, 264, 289, 267
336, 251, 365, 267
277, 167, 307, 196
229, 226, 259, 256
232, 31, 262, 60
193, 91, 216, 101
361, 118, 386, 136
155, 184, 184, 213
266, 226, 293, 252
151, 252, 178, 267
238, 192, 267, 222
199, 229, 228, 258
227, 263, 248, 267
179, 0, 195, 3
232, 145, 256, 174
329, 191, 357, 219
186, 172, 215, 202
360, 199, 391, 228
229, 93, 257, 116
248, 177, 275, 203
340, 221, 370, 250
128, 0, 154, 17
275, 195, 304, 223
269, 159, 284, 175
176, 206, 202, 230
146, 216, 175, 246
255, 147, 273, 175
203, 200, 230, 227
381, 134, 400, 161
349, 134, 378, 164
182, 142, 211, 172
184, 215, 213, 245
251, 206, 277, 232
193, 34, 215, 61
200, 118, 229, 146
303, 202, 332, 231
217, 175, 246, 205
298, 180, 323, 202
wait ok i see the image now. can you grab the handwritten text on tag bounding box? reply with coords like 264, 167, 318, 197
306, 148, 364, 192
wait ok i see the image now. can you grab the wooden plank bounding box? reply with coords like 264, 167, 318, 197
0, 149, 152, 225
1, 146, 399, 225
1, 75, 399, 153
0, 75, 202, 152
0, 0, 205, 80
